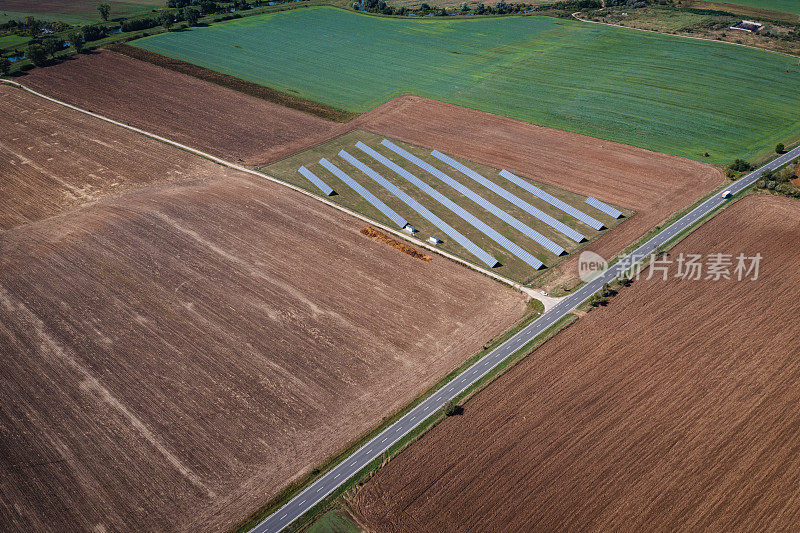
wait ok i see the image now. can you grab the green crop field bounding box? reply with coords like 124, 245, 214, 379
132, 7, 800, 163
713, 0, 800, 14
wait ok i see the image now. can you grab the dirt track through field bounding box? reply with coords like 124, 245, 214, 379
352, 195, 800, 532
0, 86, 526, 532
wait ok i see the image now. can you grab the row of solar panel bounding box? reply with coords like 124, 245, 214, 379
297, 141, 621, 270
430, 150, 567, 256
498, 169, 605, 231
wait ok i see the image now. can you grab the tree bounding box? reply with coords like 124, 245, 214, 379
69, 31, 85, 53
185, 7, 200, 25
41, 37, 62, 59
82, 24, 108, 42
199, 0, 218, 14
161, 11, 175, 29
729, 159, 753, 172
24, 16, 39, 37
776, 143, 785, 153
0, 57, 11, 76
26, 44, 48, 67
98, 3, 111, 20
443, 400, 463, 417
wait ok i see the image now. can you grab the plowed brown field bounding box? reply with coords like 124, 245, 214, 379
0, 84, 222, 230
353, 195, 800, 532
0, 87, 526, 532
21, 55, 722, 286
352, 95, 724, 286
20, 50, 344, 164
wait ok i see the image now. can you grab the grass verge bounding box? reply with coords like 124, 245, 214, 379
106, 42, 358, 122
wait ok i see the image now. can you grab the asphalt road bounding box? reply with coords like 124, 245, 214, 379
253, 146, 800, 533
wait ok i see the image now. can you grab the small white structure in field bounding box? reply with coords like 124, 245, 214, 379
730, 20, 763, 33
403, 224, 417, 234
428, 235, 443, 245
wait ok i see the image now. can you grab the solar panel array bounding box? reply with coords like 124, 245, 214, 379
298, 165, 335, 196
382, 140, 565, 260
338, 149, 500, 268
427, 150, 566, 257
585, 196, 623, 219
318, 157, 409, 229
359, 141, 543, 270
296, 139, 621, 274
499, 169, 604, 230
431, 150, 585, 243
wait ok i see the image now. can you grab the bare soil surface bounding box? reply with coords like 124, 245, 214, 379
19, 50, 345, 165
354, 95, 724, 288
0, 84, 216, 230
0, 87, 526, 532
20, 56, 722, 288
352, 194, 800, 532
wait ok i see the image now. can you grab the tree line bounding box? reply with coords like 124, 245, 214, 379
355, 0, 603, 17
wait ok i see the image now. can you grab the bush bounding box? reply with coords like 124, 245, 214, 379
26, 43, 48, 67
82, 24, 108, 42
729, 158, 754, 172
121, 16, 160, 32
776, 143, 785, 153
69, 31, 84, 53
185, 7, 200, 25
443, 400, 463, 417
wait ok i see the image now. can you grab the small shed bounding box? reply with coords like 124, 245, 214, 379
403, 224, 417, 234
730, 20, 763, 33
428, 235, 443, 245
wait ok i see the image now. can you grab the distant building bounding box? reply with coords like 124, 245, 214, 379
730, 20, 763, 33
427, 235, 442, 245
403, 225, 417, 234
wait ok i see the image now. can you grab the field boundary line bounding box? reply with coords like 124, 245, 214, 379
0, 79, 533, 297
571, 11, 800, 59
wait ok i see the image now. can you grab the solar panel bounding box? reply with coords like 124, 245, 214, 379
498, 169, 605, 231
358, 141, 543, 271
318, 158, 408, 229
430, 150, 586, 243
298, 165, 335, 196
338, 150, 500, 268
585, 196, 623, 219
381, 140, 564, 258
